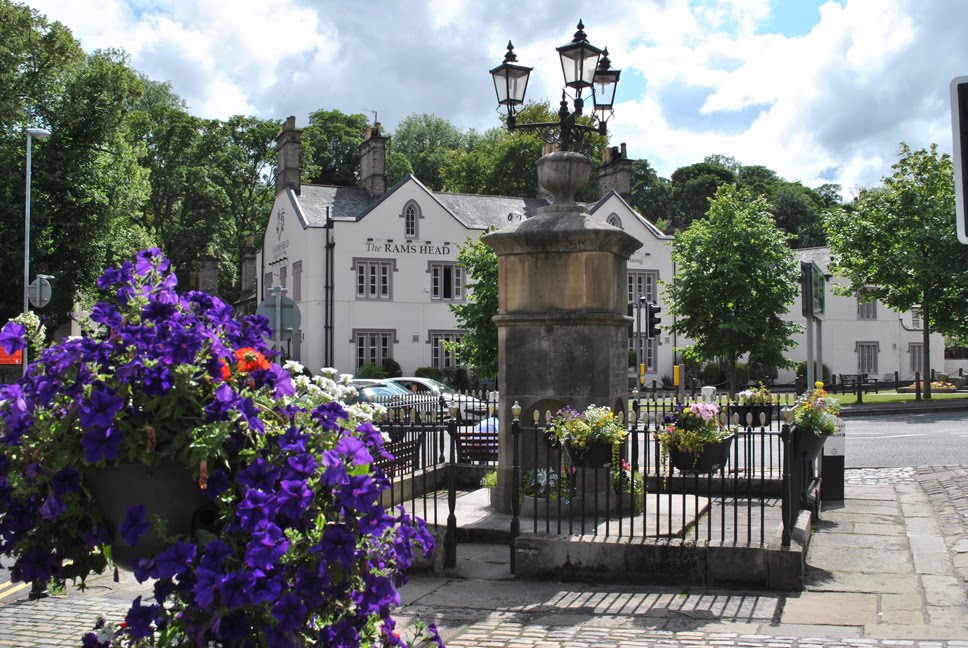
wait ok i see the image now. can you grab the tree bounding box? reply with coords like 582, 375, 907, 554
390, 113, 463, 190
300, 109, 369, 186
669, 162, 736, 230
825, 143, 968, 398
448, 231, 499, 380
769, 182, 825, 248
665, 184, 801, 395
630, 159, 673, 228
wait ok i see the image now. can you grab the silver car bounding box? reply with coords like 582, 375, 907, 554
386, 377, 490, 425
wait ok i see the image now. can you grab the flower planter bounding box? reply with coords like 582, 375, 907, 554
86, 460, 217, 569
793, 426, 827, 460
668, 435, 734, 474
563, 440, 614, 468
730, 404, 773, 427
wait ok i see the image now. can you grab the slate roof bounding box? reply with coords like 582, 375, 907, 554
433, 192, 548, 229
794, 246, 835, 274
297, 185, 374, 226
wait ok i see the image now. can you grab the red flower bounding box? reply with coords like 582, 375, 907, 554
234, 348, 269, 373
219, 360, 231, 382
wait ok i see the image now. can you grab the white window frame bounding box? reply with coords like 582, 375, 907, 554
911, 308, 922, 330
428, 330, 465, 369
402, 200, 421, 240
429, 262, 464, 302
857, 292, 877, 320
909, 342, 924, 375
352, 329, 396, 369
628, 271, 658, 304
856, 341, 879, 375
353, 258, 396, 300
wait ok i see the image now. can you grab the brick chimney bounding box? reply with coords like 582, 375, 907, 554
275, 115, 302, 195
197, 255, 219, 295
598, 143, 632, 202
359, 122, 388, 196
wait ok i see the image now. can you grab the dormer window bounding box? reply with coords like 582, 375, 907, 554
403, 200, 421, 239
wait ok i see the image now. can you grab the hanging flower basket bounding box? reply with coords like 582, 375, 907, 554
563, 440, 614, 468
730, 404, 773, 427
793, 426, 827, 460
85, 460, 216, 570
668, 434, 735, 474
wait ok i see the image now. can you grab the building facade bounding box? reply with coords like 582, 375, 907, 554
256, 117, 942, 385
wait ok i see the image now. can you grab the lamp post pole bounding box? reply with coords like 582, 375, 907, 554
23, 127, 51, 375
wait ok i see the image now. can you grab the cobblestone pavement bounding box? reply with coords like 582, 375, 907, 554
2, 466, 968, 647
916, 466, 968, 588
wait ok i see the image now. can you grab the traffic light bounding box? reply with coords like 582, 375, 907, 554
951, 76, 968, 244
646, 302, 661, 338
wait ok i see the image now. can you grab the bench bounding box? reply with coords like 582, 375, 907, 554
455, 428, 499, 464
375, 436, 422, 476
838, 373, 879, 395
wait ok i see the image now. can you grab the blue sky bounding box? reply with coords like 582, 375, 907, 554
24, 0, 968, 197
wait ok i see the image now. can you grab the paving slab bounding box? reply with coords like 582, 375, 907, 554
782, 592, 877, 626
806, 548, 912, 574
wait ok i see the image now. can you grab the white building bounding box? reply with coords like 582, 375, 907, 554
256, 117, 941, 386
256, 118, 675, 380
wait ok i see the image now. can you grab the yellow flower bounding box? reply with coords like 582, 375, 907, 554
814, 381, 824, 388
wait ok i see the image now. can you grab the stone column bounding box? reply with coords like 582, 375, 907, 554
484, 151, 642, 513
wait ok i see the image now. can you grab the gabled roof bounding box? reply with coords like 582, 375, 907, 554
794, 246, 834, 274
587, 190, 674, 240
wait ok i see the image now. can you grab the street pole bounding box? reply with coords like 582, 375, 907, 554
23, 127, 51, 376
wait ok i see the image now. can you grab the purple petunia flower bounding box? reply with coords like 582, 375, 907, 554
88, 303, 123, 330
124, 596, 158, 640
81, 427, 123, 463
310, 401, 349, 431
244, 523, 289, 570
0, 322, 27, 354
277, 426, 309, 453
153, 540, 196, 580
119, 505, 150, 546
219, 570, 255, 609
335, 437, 374, 467
39, 493, 67, 521
271, 593, 307, 633
237, 459, 280, 492
192, 567, 220, 609
275, 479, 312, 520
142, 363, 172, 397
79, 386, 124, 432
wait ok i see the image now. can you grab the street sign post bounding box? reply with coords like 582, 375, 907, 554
28, 274, 53, 308
951, 76, 968, 244
256, 287, 301, 352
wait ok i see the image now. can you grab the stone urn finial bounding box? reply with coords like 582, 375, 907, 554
537, 151, 590, 204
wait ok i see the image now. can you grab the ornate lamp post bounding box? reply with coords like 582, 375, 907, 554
489, 20, 621, 151
23, 126, 50, 376
483, 23, 638, 514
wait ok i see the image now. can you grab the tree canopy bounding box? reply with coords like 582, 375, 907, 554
825, 143, 968, 398
665, 184, 801, 394
448, 232, 499, 380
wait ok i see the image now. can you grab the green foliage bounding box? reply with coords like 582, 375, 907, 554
825, 143, 968, 398
669, 161, 736, 230
301, 109, 369, 186
356, 363, 387, 379
441, 365, 471, 391
480, 469, 497, 488
665, 184, 801, 395
791, 382, 842, 435
390, 113, 463, 191
795, 361, 831, 383
381, 357, 402, 378
630, 159, 674, 227
701, 363, 724, 386
449, 231, 499, 379
414, 366, 443, 381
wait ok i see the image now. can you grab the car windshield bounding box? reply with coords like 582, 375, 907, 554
357, 385, 403, 401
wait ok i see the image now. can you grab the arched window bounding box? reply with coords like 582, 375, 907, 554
403, 201, 420, 239
606, 213, 623, 229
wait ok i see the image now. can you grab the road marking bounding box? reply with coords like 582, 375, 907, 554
0, 580, 28, 601
869, 433, 927, 439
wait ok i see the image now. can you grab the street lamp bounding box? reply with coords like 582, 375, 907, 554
24, 126, 50, 375
489, 20, 621, 151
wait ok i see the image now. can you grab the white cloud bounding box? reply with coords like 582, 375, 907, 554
22, 0, 968, 194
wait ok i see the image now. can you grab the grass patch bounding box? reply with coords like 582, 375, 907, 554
831, 391, 968, 406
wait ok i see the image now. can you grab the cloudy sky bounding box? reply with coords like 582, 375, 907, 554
24, 0, 968, 195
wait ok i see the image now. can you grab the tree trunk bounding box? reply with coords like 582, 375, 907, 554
922, 295, 932, 399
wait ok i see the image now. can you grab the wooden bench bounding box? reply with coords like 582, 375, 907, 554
455, 428, 499, 464
838, 373, 879, 395
375, 436, 422, 476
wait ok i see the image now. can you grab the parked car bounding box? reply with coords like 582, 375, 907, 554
386, 377, 490, 424
347, 379, 437, 421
